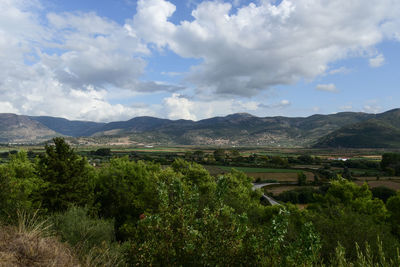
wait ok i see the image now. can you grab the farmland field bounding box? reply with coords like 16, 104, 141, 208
216, 166, 301, 173
246, 172, 314, 182
264, 185, 319, 195
264, 185, 300, 195
204, 165, 314, 182
355, 180, 400, 191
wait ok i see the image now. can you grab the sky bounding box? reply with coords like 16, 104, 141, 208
0, 0, 399, 122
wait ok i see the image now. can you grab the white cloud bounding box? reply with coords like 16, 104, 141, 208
329, 67, 351, 75
0, 102, 18, 113
363, 105, 382, 113
131, 0, 400, 96
1, 0, 399, 121
369, 53, 385, 67
162, 94, 268, 121
163, 93, 197, 120
0, 1, 180, 122
316, 84, 337, 92
259, 99, 291, 109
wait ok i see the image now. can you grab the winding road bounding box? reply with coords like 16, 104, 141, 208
252, 182, 281, 206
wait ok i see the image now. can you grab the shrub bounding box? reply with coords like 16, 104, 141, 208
50, 206, 115, 254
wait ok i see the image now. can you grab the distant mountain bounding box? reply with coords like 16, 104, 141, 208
314, 109, 400, 148
0, 109, 399, 147
0, 114, 57, 143
30, 116, 105, 137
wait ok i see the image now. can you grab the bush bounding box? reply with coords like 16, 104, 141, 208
371, 186, 396, 203
277, 187, 320, 204
50, 206, 115, 254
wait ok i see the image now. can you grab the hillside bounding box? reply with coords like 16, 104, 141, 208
89, 112, 374, 146
0, 114, 57, 143
30, 116, 105, 137
0, 109, 399, 147
314, 109, 400, 148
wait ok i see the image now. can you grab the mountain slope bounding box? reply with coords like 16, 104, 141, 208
0, 114, 57, 143
89, 112, 373, 146
30, 116, 105, 137
314, 109, 400, 148
1, 109, 399, 147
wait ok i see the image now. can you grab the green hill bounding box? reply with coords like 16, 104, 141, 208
314, 109, 400, 148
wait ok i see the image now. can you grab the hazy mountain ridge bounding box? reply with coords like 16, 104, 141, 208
0, 109, 399, 147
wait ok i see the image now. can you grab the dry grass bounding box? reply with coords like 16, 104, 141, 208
0, 227, 79, 267
0, 211, 79, 267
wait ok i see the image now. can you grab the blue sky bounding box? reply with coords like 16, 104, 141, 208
0, 0, 399, 121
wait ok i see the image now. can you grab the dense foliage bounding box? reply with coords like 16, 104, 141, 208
1, 138, 400, 266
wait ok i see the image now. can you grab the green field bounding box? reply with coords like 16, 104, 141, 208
217, 166, 302, 173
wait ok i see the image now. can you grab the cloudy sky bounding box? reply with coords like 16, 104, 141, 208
1, 0, 399, 122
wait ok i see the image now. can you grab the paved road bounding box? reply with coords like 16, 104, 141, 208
252, 182, 281, 206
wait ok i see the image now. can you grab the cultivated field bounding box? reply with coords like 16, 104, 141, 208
355, 179, 400, 190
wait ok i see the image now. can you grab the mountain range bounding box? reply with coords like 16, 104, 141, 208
1, 109, 400, 148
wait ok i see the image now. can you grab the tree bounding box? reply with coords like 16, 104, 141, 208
342, 166, 352, 180
387, 192, 400, 237
0, 151, 42, 218
381, 153, 400, 176
297, 172, 307, 186
371, 186, 396, 203
37, 137, 95, 212
94, 156, 160, 239
213, 149, 226, 163
93, 148, 111, 156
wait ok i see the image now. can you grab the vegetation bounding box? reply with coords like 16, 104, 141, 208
1, 138, 400, 266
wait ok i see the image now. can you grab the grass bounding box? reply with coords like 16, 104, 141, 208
0, 210, 78, 266
217, 166, 302, 173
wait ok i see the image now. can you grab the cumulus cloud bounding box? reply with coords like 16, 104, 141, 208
316, 84, 337, 92
1, 0, 400, 121
131, 0, 400, 97
162, 94, 266, 121
369, 53, 385, 67
0, 0, 180, 121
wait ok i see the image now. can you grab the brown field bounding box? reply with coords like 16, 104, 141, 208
264, 185, 300, 195
354, 180, 400, 191
355, 176, 400, 181
247, 171, 314, 182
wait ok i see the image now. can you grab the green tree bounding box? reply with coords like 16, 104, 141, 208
0, 151, 42, 218
308, 180, 397, 261
297, 172, 307, 186
387, 192, 400, 237
93, 148, 111, 156
36, 137, 95, 212
381, 153, 400, 175
94, 156, 160, 239
213, 149, 226, 163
